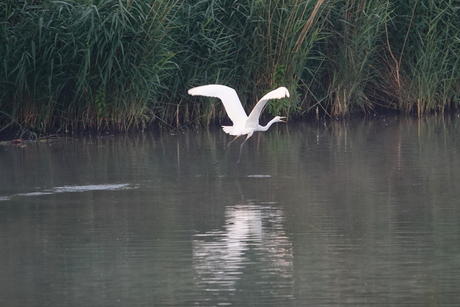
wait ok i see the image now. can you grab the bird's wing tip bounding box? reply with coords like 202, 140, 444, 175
188, 87, 200, 95
275, 87, 290, 98
188, 84, 235, 97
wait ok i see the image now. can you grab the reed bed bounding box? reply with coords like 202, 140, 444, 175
1, 0, 460, 136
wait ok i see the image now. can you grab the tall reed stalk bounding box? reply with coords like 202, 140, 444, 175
249, 0, 329, 115
168, 0, 257, 126
323, 0, 390, 116
402, 0, 460, 114
381, 0, 460, 114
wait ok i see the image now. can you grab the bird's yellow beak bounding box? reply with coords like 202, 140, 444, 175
280, 116, 287, 123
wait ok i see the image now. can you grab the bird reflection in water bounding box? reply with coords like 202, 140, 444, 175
192, 203, 293, 296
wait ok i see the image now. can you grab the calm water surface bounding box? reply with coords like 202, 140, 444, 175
1, 116, 460, 306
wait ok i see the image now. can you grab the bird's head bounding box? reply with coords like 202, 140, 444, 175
274, 116, 287, 123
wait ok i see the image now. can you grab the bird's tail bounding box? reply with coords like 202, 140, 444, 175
222, 126, 235, 135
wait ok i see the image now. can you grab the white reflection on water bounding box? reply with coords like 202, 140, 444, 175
193, 203, 293, 297
246, 175, 271, 178
52, 183, 132, 193
1, 183, 135, 201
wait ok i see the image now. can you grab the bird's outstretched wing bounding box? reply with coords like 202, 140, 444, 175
188, 84, 248, 125
247, 87, 290, 126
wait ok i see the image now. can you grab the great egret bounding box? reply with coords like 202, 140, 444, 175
188, 84, 289, 164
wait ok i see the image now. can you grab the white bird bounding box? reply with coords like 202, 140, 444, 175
188, 84, 289, 164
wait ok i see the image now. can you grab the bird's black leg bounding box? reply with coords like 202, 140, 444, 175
236, 135, 251, 165
214, 135, 240, 165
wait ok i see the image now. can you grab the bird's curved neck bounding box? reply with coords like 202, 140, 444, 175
259, 117, 279, 131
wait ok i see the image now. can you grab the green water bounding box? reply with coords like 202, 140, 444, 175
1, 116, 459, 306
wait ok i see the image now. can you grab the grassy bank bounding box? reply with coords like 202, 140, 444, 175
1, 0, 460, 136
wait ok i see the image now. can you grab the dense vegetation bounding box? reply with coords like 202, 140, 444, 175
1, 0, 460, 136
